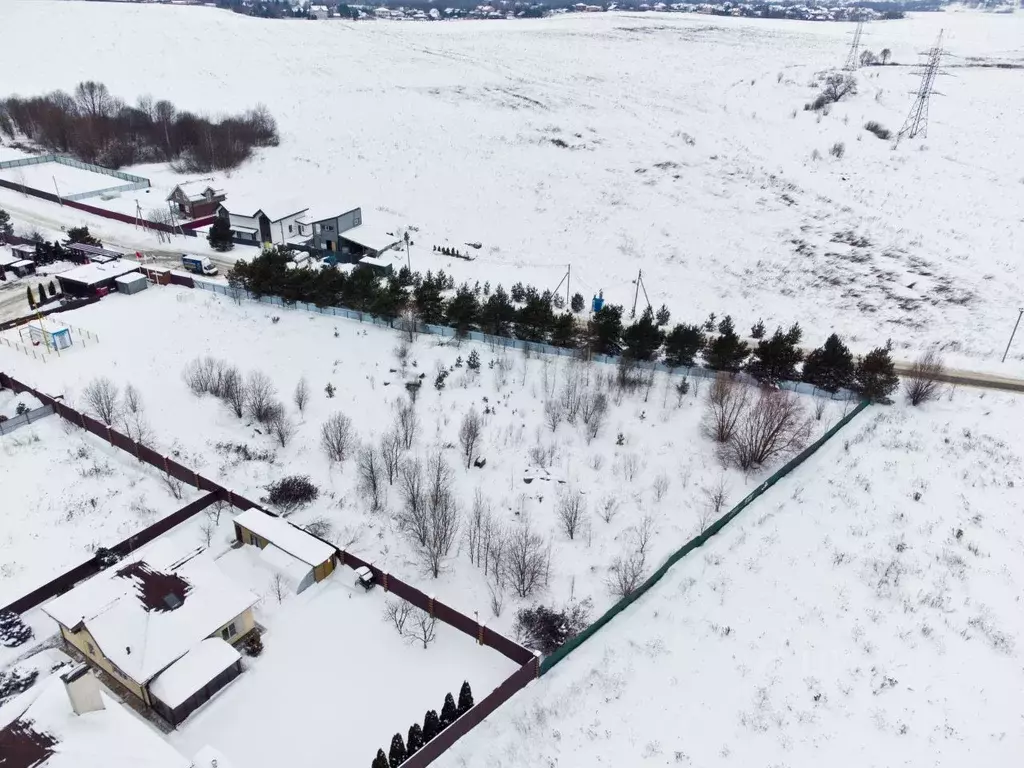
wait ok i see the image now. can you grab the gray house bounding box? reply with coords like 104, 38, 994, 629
296, 205, 362, 254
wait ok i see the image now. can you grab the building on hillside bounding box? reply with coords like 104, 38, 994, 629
309, 3, 332, 17
55, 261, 142, 298
166, 182, 227, 220
295, 205, 362, 254
338, 225, 401, 261
10, 244, 36, 264
9, 259, 36, 278
233, 508, 337, 592
217, 199, 309, 247
0, 664, 193, 768
42, 540, 258, 726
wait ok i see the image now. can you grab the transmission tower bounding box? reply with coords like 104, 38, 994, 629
896, 30, 945, 145
843, 21, 865, 71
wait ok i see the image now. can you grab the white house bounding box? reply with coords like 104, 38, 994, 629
217, 197, 310, 247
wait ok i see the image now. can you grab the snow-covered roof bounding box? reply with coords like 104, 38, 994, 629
339, 225, 400, 253
0, 674, 191, 768
28, 322, 69, 334
224, 194, 308, 223
296, 203, 360, 225
259, 543, 312, 590
43, 539, 258, 684
0, 251, 18, 267
166, 181, 224, 203
229, 224, 258, 234
149, 638, 241, 709
358, 255, 392, 269
56, 260, 141, 287
10, 244, 35, 255
114, 273, 147, 287
234, 508, 335, 567
10, 260, 34, 269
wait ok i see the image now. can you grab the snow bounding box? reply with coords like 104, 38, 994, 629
339, 224, 401, 253
43, 538, 258, 684
9, 260, 34, 269
0, 160, 130, 199
435, 391, 1024, 768
149, 638, 241, 709
257, 544, 310, 591
56, 260, 141, 287
0, 388, 42, 417
0, 673, 191, 768
233, 508, 334, 567
358, 254, 392, 268
0, 416, 202, 608
0, 5, 1020, 373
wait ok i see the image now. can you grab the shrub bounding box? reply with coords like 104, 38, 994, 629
513, 600, 592, 655
726, 390, 812, 471
14, 402, 29, 416
0, 611, 34, 647
864, 121, 892, 140
830, 142, 846, 159
439, 692, 458, 728
265, 475, 319, 513
904, 349, 945, 406
0, 667, 38, 698
243, 632, 264, 656
457, 681, 474, 715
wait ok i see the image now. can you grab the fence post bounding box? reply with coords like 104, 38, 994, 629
193, 469, 200, 488
79, 412, 86, 429
428, 594, 435, 617
382, 572, 389, 592
105, 425, 112, 444
163, 455, 169, 474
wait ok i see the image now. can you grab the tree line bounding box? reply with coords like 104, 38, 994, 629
0, 81, 279, 171
227, 249, 899, 401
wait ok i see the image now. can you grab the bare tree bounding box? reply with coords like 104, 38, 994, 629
303, 515, 334, 540
607, 550, 646, 598
617, 453, 641, 482
270, 407, 297, 447
409, 452, 460, 578
652, 473, 670, 502
727, 390, 812, 471
394, 339, 411, 372
162, 473, 184, 501
222, 366, 246, 418
458, 408, 483, 468
293, 377, 309, 414
822, 72, 857, 103
384, 597, 413, 634
321, 412, 355, 464
580, 392, 608, 443
465, 488, 492, 566
183, 356, 224, 397
206, 501, 226, 526
424, 491, 459, 578
357, 444, 385, 512
543, 399, 562, 432
504, 519, 548, 598
560, 363, 587, 423
123, 383, 143, 415
904, 349, 945, 406
700, 475, 729, 532
407, 608, 437, 649
394, 400, 418, 450
556, 488, 586, 540
380, 431, 403, 485
270, 573, 287, 604
633, 514, 656, 561
121, 408, 154, 447
702, 373, 750, 444
245, 371, 278, 423
82, 377, 119, 425
399, 458, 428, 545
598, 495, 620, 524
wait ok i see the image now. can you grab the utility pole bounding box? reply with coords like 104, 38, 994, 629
896, 30, 945, 146
1002, 308, 1024, 363
631, 269, 642, 318
404, 231, 411, 273
566, 264, 571, 307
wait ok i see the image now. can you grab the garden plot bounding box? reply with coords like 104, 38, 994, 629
168, 553, 517, 768
0, 388, 42, 418
0, 286, 849, 638
0, 415, 202, 608
435, 390, 1024, 768
0, 160, 123, 198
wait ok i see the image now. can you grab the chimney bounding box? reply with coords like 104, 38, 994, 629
61, 663, 105, 716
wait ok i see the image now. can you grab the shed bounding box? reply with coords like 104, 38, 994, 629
233, 508, 336, 591
26, 322, 73, 351
149, 638, 243, 726
56, 261, 142, 298
9, 259, 36, 277
357, 254, 394, 275
338, 225, 400, 258
10, 244, 35, 262
115, 272, 149, 295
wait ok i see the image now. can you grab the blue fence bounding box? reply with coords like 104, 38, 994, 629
0, 154, 150, 200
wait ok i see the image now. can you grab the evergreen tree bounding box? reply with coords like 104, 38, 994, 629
388, 733, 407, 768
406, 723, 424, 756
440, 692, 458, 728
621, 306, 664, 361
655, 304, 671, 327
854, 344, 899, 402
663, 323, 705, 368
784, 322, 802, 346
802, 333, 855, 393
570, 292, 585, 313
343, 265, 382, 312
47, 280, 56, 297
0, 264, 6, 281
510, 282, 527, 303
26, 285, 34, 310
703, 312, 717, 332
64, 226, 101, 248
52, 241, 65, 261
413, 276, 445, 325
457, 681, 474, 715
371, 748, 389, 768
0, 207, 12, 240
371, 274, 406, 318
480, 285, 515, 336
207, 215, 235, 251
587, 304, 624, 356
704, 315, 749, 372
750, 319, 766, 339
37, 284, 46, 305
746, 327, 803, 386
422, 710, 441, 742
0, 610, 33, 647
550, 312, 578, 349
446, 283, 480, 336
466, 349, 481, 371
514, 292, 555, 342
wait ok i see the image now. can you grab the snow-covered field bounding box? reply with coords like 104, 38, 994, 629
0, 159, 125, 198
0, 285, 845, 637
0, 3, 1022, 372
437, 389, 1024, 768
0, 415, 201, 607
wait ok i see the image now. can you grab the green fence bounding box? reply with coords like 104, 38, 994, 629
540, 398, 870, 675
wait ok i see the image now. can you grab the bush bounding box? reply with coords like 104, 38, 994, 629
0, 666, 38, 698
512, 600, 592, 655
904, 349, 944, 406
265, 475, 319, 513
854, 344, 899, 403
830, 142, 846, 159
243, 632, 264, 657
0, 611, 33, 647
864, 121, 892, 140
14, 402, 29, 416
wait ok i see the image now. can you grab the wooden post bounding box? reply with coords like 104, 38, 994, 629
105, 425, 112, 444
382, 572, 389, 592
163, 455, 169, 474
428, 595, 435, 617
79, 412, 86, 429
193, 469, 200, 488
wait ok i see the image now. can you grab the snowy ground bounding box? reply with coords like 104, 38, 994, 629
0, 5, 1022, 373
0, 159, 127, 198
170, 549, 516, 767
0, 415, 201, 607
435, 389, 1024, 768
0, 285, 845, 637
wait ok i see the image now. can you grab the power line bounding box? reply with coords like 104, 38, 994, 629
896, 29, 946, 146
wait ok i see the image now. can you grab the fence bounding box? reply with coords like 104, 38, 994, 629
0, 297, 101, 334
0, 154, 150, 200
0, 403, 54, 435
539, 397, 870, 675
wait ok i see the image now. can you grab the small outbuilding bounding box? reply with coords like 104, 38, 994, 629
9, 259, 36, 277
25, 322, 73, 351
149, 638, 243, 726
338, 225, 400, 259
56, 260, 142, 298
233, 508, 337, 592
115, 272, 149, 295
10, 244, 36, 263
357, 254, 394, 276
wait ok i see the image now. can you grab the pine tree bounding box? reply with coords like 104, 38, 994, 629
663, 323, 706, 368
406, 723, 424, 756
64, 226, 101, 248
440, 692, 458, 728
207, 215, 235, 252
802, 333, 855, 393
550, 312, 578, 349
466, 349, 481, 371
457, 681, 474, 715
621, 306, 664, 361
514, 292, 555, 342
445, 283, 480, 336
587, 304, 624, 356
413, 275, 445, 325
654, 304, 671, 327
570, 292, 585, 313
422, 709, 441, 742
0, 207, 12, 240
47, 280, 56, 297
784, 322, 802, 346
26, 285, 34, 310
480, 285, 515, 336
0, 611, 33, 647
854, 344, 899, 402
704, 315, 749, 372
746, 327, 803, 386
371, 748, 389, 768
37, 284, 46, 305
750, 319, 766, 339
388, 733, 407, 767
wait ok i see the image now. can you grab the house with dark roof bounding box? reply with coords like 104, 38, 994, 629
42, 539, 257, 726
166, 182, 226, 220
